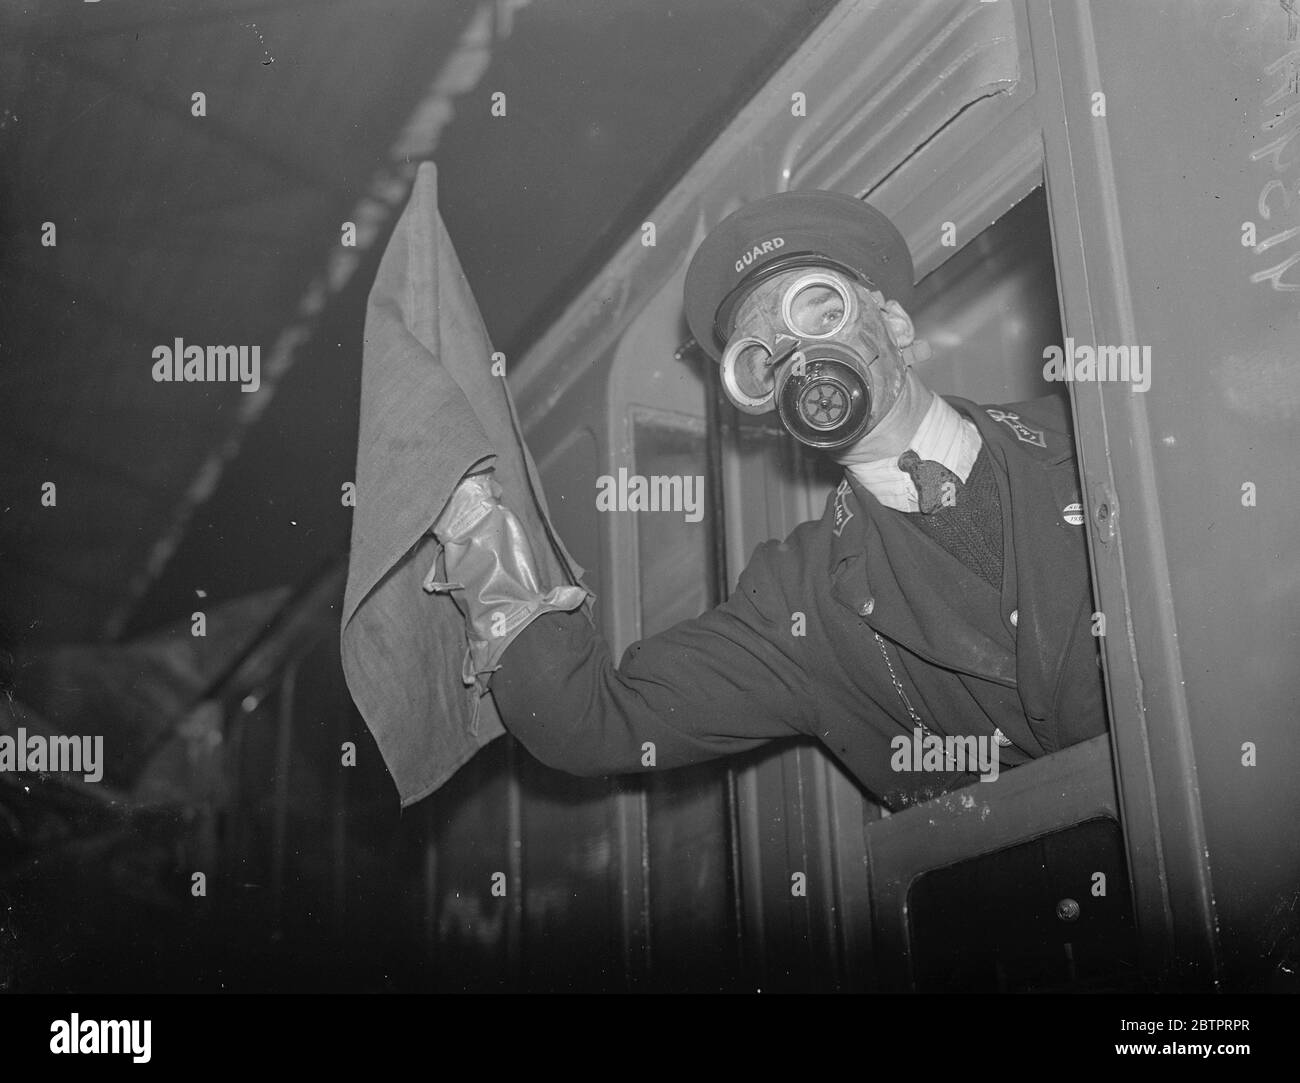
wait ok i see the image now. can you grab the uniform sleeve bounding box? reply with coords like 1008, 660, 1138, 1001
489, 544, 814, 776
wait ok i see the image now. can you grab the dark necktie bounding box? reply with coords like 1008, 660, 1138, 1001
897, 449, 962, 514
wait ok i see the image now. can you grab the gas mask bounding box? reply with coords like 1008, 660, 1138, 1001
718, 268, 912, 450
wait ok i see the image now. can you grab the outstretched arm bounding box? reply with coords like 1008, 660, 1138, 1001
431, 471, 812, 776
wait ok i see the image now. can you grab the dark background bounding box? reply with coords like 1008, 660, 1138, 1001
0, 0, 843, 993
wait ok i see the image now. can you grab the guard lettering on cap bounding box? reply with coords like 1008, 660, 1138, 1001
734, 236, 785, 274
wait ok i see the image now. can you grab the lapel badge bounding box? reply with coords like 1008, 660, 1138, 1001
986, 408, 1047, 448
833, 478, 855, 537
1062, 501, 1085, 526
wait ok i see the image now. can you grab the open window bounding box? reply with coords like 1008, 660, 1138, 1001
702, 185, 1127, 991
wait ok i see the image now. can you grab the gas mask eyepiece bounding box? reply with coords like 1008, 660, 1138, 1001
719, 335, 781, 414
718, 270, 876, 450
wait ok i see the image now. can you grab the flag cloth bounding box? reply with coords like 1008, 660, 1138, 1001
341, 162, 589, 807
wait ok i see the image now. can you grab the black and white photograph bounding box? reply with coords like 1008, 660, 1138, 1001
1, 0, 1297, 1052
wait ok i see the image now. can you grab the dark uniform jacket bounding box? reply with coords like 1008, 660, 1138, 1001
491, 395, 1107, 809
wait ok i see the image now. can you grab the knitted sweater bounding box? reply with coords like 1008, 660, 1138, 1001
902, 443, 1004, 590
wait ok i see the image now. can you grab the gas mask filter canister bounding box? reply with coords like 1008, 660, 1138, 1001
718, 270, 877, 450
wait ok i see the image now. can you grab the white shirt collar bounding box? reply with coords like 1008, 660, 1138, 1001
846, 395, 982, 513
